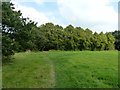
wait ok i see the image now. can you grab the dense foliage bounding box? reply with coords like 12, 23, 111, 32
2, 2, 116, 61
38, 24, 115, 51
2, 2, 36, 61
111, 30, 120, 50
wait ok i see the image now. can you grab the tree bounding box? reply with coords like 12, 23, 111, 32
75, 27, 85, 50
2, 2, 36, 61
54, 25, 64, 50
64, 25, 75, 50
32, 26, 47, 51
106, 32, 115, 50
2, 2, 18, 60
84, 28, 93, 50
99, 32, 108, 50
39, 23, 55, 50
111, 30, 120, 50
91, 32, 98, 50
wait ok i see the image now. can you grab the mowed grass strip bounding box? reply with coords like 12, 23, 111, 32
2, 52, 55, 88
45, 51, 118, 88
2, 51, 118, 88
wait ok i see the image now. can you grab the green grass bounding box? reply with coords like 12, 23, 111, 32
2, 51, 118, 88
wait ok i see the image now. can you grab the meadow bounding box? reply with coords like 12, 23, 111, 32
2, 51, 118, 88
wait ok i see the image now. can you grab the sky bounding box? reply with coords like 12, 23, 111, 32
11, 0, 119, 33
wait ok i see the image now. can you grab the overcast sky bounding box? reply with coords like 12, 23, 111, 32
11, 0, 119, 33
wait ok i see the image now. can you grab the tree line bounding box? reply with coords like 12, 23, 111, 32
2, 2, 118, 62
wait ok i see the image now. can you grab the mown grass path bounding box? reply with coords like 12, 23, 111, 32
42, 53, 55, 87
3, 52, 55, 88
2, 51, 118, 88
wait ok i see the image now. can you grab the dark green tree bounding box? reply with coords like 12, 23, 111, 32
105, 32, 115, 50
84, 28, 93, 50
111, 30, 120, 50
2, 2, 36, 61
64, 25, 75, 50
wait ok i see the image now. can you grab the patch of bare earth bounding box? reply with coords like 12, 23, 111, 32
25, 50, 31, 53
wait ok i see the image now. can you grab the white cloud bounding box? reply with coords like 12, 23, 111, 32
12, 1, 51, 26
32, 0, 44, 5
11, 0, 57, 5
11, 0, 118, 33
57, 0, 118, 33
11, 0, 62, 27
32, 0, 57, 5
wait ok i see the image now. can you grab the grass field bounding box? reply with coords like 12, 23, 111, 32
2, 51, 118, 88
